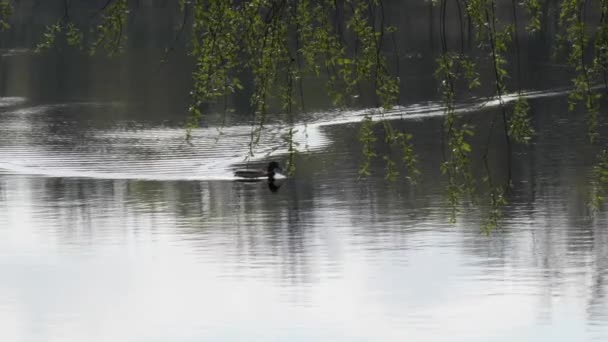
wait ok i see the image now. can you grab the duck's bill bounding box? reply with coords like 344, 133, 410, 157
273, 173, 287, 180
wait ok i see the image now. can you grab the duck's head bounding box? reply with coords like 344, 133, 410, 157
267, 161, 282, 178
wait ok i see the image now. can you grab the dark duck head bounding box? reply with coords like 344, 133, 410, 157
266, 161, 283, 180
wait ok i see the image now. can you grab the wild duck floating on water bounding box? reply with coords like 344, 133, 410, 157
234, 161, 286, 192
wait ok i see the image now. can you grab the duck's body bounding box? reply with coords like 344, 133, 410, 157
233, 169, 268, 179
234, 161, 284, 181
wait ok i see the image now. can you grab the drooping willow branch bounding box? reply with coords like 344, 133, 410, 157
182, 0, 415, 178
560, 0, 600, 143
436, 0, 478, 223
34, 0, 127, 56
160, 1, 191, 65
434, 0, 536, 230
0, 1, 12, 32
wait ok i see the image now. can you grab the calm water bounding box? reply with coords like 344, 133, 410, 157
2, 2, 608, 341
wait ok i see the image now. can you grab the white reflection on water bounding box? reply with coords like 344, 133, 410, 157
0, 96, 26, 108
0, 172, 607, 341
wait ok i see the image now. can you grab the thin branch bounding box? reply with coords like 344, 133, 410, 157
160, 1, 191, 66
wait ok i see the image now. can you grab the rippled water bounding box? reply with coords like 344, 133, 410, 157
1, 87, 608, 341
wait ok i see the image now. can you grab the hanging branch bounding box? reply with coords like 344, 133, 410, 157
436, 0, 477, 223
560, 0, 600, 143
456, 0, 465, 53
595, 0, 608, 95
0, 1, 12, 32
160, 1, 191, 65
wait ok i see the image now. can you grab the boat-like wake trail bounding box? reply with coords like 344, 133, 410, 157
0, 87, 576, 180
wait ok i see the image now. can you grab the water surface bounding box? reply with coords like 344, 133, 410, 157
1, 90, 608, 341
1, 2, 608, 341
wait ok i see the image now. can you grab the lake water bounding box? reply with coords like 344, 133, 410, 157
2, 2, 608, 341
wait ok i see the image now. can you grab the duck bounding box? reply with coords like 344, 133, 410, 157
234, 161, 285, 181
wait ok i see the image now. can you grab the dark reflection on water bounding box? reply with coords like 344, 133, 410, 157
1, 1, 608, 341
